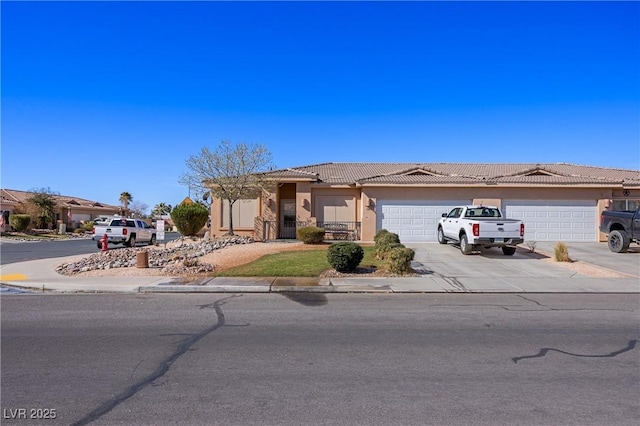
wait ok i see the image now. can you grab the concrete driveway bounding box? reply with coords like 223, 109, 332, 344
530, 241, 640, 278
406, 241, 640, 279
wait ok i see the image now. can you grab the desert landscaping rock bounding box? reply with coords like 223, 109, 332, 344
56, 236, 254, 276
52, 237, 624, 280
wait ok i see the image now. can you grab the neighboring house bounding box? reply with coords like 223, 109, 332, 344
208, 163, 640, 243
0, 189, 121, 230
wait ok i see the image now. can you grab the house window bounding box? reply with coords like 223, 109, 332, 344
612, 199, 640, 211
315, 196, 355, 222
221, 199, 258, 229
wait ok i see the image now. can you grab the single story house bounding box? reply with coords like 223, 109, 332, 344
0, 188, 121, 230
208, 162, 640, 244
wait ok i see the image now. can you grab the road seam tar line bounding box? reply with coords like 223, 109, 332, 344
70, 294, 240, 426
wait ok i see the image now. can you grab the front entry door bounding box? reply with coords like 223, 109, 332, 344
280, 200, 297, 239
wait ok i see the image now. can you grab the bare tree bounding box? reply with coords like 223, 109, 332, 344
129, 201, 149, 218
180, 140, 274, 235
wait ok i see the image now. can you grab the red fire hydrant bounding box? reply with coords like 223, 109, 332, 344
101, 233, 109, 251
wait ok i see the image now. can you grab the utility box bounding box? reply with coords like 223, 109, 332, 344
136, 251, 149, 268
58, 223, 66, 235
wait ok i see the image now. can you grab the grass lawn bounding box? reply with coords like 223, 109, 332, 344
213, 245, 384, 277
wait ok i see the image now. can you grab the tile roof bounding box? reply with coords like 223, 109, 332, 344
0, 189, 120, 210
266, 163, 640, 186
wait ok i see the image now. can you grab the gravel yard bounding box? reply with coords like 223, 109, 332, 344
58, 238, 324, 277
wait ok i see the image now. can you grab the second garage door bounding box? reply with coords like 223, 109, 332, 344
377, 200, 471, 242
503, 200, 597, 242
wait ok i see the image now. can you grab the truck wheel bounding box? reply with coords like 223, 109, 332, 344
460, 234, 472, 255
149, 234, 156, 246
128, 235, 136, 248
502, 246, 517, 256
608, 230, 630, 253
437, 227, 447, 244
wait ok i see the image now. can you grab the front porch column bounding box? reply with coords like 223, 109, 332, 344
296, 182, 312, 224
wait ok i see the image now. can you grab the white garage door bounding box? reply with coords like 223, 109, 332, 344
503, 200, 597, 242
377, 200, 471, 242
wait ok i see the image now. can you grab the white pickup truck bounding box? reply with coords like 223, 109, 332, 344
437, 206, 524, 255
92, 217, 156, 249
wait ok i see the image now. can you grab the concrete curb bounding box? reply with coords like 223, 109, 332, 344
2, 241, 638, 294
139, 285, 272, 293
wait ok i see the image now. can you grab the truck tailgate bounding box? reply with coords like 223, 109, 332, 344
477, 219, 522, 238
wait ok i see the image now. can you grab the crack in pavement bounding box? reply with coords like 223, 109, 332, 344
517, 295, 546, 307
71, 295, 240, 426
512, 339, 638, 364
443, 276, 469, 292
410, 261, 470, 292
514, 295, 635, 312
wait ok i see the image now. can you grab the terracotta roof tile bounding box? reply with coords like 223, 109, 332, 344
360, 175, 480, 184
490, 175, 621, 185
0, 189, 120, 209
267, 162, 639, 186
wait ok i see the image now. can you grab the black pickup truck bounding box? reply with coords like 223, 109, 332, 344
599, 207, 640, 253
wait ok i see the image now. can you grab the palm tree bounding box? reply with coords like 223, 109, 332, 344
119, 191, 133, 214
151, 202, 172, 217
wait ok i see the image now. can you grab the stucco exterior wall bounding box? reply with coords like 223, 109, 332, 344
209, 196, 262, 239
296, 182, 312, 223
209, 182, 638, 243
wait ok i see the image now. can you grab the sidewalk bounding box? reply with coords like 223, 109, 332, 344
1, 256, 638, 294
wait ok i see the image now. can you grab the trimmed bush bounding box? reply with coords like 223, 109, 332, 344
80, 221, 94, 232
327, 242, 364, 272
554, 242, 571, 262
297, 226, 325, 244
9, 214, 31, 232
375, 231, 401, 260
388, 247, 415, 275
170, 203, 209, 236
373, 229, 390, 245
377, 242, 404, 260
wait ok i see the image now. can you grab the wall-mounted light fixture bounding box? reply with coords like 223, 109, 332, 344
368, 199, 375, 210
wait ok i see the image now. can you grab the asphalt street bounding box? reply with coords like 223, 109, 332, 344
0, 233, 181, 265
2, 293, 638, 426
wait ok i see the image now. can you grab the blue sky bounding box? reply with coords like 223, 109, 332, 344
2, 1, 639, 212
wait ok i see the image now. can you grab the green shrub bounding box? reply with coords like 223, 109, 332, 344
377, 242, 399, 259
375, 231, 400, 246
388, 247, 415, 275
373, 229, 390, 245
9, 214, 31, 232
375, 232, 401, 260
327, 242, 364, 272
80, 221, 94, 232
297, 226, 325, 244
170, 203, 209, 236
554, 242, 571, 262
